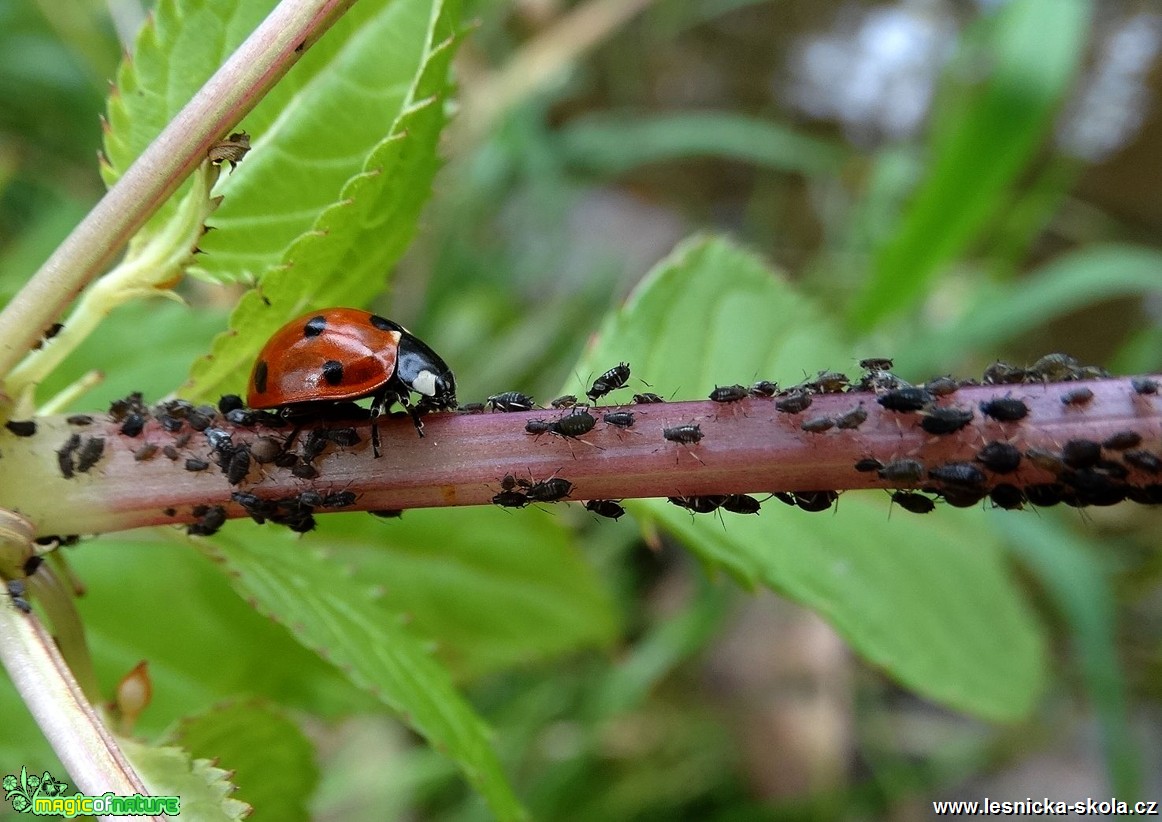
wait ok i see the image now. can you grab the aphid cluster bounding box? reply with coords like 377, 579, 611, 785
491, 472, 574, 508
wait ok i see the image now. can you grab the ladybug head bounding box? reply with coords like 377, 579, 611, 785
396, 332, 457, 410
414, 366, 457, 411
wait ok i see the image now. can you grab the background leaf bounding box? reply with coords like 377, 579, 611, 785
849, 0, 1092, 328
319, 508, 619, 679
173, 701, 318, 822
557, 111, 848, 177
206, 527, 528, 821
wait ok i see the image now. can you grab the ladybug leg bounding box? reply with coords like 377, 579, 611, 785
368, 394, 386, 459
394, 392, 426, 439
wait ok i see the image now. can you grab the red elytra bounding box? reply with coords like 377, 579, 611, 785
247, 308, 457, 456
248, 308, 402, 408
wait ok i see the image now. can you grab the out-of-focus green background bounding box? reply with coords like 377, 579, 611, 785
2, 0, 1161, 818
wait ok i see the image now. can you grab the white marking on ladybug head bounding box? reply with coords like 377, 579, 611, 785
412, 370, 439, 397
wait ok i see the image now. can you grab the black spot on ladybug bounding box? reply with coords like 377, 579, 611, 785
877, 387, 933, 413
975, 441, 1021, 474
66, 414, 93, 426
252, 360, 269, 394
75, 437, 105, 473
218, 394, 245, 414
1062, 439, 1101, 469
891, 490, 935, 514
303, 315, 327, 337
321, 360, 344, 386
5, 420, 36, 437
920, 405, 974, 435
980, 396, 1028, 422
1102, 431, 1141, 451
585, 499, 626, 520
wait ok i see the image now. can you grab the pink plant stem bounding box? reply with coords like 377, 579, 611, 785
5, 377, 1160, 537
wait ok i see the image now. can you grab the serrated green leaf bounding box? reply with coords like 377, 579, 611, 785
102, 0, 273, 221
102, 0, 462, 399
849, 0, 1092, 329
574, 235, 1046, 720
173, 701, 318, 822
316, 508, 618, 678
118, 736, 251, 821
71, 535, 371, 729
556, 111, 847, 176
207, 530, 528, 821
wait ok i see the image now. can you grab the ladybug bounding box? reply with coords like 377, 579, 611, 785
247, 309, 457, 457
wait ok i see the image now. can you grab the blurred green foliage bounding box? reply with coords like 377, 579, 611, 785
2, 0, 1161, 818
